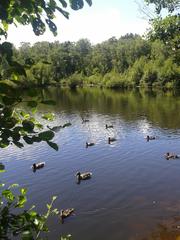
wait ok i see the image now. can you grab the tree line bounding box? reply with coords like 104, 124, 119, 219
12, 31, 179, 89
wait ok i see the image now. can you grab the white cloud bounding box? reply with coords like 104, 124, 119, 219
7, 5, 149, 47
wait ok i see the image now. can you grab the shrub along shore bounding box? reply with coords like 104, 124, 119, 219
12, 34, 179, 90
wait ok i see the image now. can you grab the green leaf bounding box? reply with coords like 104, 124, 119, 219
61, 234, 72, 240
42, 113, 55, 121
32, 17, 46, 36
13, 141, 24, 148
21, 188, 27, 195
38, 130, 54, 141
52, 196, 57, 201
12, 132, 21, 142
29, 210, 37, 217
22, 120, 35, 132
47, 141, 59, 151
59, 0, 67, 8
16, 195, 27, 207
0, 163, 5, 171
45, 19, 57, 36
20, 111, 30, 119
0, 141, 9, 148
31, 107, 37, 114
46, 204, 51, 209
13, 126, 22, 132
36, 123, 43, 129
31, 136, 41, 143
56, 7, 69, 19
52, 208, 59, 214
2, 117, 18, 129
22, 230, 33, 240
8, 184, 19, 189
85, 0, 92, 6
70, 0, 84, 10
23, 136, 34, 144
2, 189, 15, 201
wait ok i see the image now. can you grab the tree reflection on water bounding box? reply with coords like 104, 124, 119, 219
143, 217, 180, 240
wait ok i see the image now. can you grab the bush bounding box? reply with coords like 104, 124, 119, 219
140, 62, 158, 87
157, 59, 180, 86
65, 72, 84, 88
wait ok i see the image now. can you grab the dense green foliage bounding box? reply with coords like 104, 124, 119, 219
0, 182, 61, 239
12, 33, 179, 89
145, 0, 180, 66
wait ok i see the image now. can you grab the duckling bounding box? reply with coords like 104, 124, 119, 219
60, 208, 74, 223
108, 137, 116, 144
32, 162, 45, 171
76, 172, 92, 181
86, 142, 95, 148
146, 135, 156, 141
106, 124, 113, 129
165, 152, 179, 160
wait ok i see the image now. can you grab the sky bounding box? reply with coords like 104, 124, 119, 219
7, 0, 151, 47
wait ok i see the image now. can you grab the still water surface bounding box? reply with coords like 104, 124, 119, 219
1, 88, 180, 239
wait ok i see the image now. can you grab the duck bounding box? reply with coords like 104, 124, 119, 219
32, 162, 45, 171
165, 152, 179, 160
108, 137, 116, 144
76, 172, 92, 181
60, 208, 74, 223
106, 124, 113, 129
82, 118, 89, 123
86, 142, 95, 148
146, 135, 156, 141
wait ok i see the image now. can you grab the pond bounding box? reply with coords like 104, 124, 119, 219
1, 87, 180, 239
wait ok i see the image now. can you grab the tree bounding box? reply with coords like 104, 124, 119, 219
144, 0, 180, 14
147, 14, 180, 52
144, 0, 180, 63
